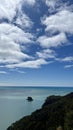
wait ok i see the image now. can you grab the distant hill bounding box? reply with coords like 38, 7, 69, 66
7, 92, 73, 130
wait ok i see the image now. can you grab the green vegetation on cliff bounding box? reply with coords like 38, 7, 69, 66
7, 92, 73, 130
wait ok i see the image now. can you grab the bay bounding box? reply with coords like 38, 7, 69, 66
0, 86, 73, 130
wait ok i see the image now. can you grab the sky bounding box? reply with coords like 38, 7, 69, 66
0, 0, 73, 86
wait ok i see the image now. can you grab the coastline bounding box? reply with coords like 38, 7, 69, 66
7, 92, 73, 130
0, 87, 73, 130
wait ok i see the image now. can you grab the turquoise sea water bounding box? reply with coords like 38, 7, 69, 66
0, 86, 73, 130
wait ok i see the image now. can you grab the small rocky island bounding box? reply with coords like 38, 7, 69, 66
7, 92, 73, 130
27, 96, 33, 101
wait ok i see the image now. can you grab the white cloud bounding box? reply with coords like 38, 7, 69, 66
0, 0, 22, 21
23, 0, 36, 6
0, 23, 34, 64
60, 56, 73, 62
16, 70, 26, 74
0, 0, 73, 70
0, 0, 36, 22
11, 68, 26, 74
55, 56, 73, 69
14, 0, 33, 29
37, 33, 67, 48
64, 64, 73, 69
0, 20, 55, 69
36, 49, 56, 59
5, 59, 48, 69
39, 3, 73, 68
56, 56, 73, 63
0, 71, 7, 74
46, 0, 58, 9
15, 13, 33, 29
0, 0, 50, 70
0, 23, 34, 44
42, 10, 73, 34
45, 0, 72, 13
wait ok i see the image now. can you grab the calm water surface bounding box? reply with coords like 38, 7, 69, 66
0, 86, 73, 130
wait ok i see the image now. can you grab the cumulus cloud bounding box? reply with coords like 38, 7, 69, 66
45, 0, 72, 13
14, 0, 34, 29
60, 56, 73, 62
0, 0, 22, 21
36, 49, 55, 59
37, 33, 67, 48
15, 13, 33, 29
56, 56, 73, 69
38, 4, 73, 68
0, 0, 35, 69
0, 23, 34, 64
0, 0, 48, 70
0, 0, 35, 65
41, 10, 73, 34
0, 23, 34, 44
56, 56, 73, 62
5, 59, 48, 69
0, 0, 36, 22
36, 49, 56, 59
0, 0, 73, 71
46, 0, 58, 9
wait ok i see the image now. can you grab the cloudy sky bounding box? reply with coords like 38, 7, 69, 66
0, 0, 73, 86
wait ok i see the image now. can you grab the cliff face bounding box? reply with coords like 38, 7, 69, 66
7, 92, 73, 130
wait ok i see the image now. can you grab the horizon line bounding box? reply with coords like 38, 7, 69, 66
0, 85, 73, 87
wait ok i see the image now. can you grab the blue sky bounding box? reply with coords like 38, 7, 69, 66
0, 0, 73, 86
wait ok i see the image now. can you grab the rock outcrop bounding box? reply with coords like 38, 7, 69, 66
27, 96, 33, 101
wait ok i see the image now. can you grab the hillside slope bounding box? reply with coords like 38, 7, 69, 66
7, 92, 73, 130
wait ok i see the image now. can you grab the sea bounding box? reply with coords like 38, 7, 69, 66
0, 86, 73, 130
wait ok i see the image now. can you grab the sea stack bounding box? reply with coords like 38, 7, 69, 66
27, 96, 33, 101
